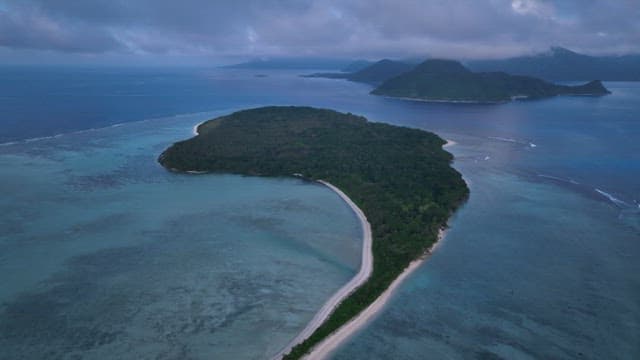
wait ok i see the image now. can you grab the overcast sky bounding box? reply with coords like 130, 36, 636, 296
0, 0, 638, 65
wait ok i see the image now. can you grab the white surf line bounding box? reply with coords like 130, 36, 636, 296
488, 136, 519, 144
303, 229, 447, 360
443, 139, 457, 148
192, 120, 206, 136
272, 180, 373, 360
595, 188, 629, 207
0, 111, 219, 147
487, 136, 537, 149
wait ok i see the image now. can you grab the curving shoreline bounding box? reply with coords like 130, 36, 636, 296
272, 180, 373, 359
192, 121, 205, 136
302, 228, 446, 360
280, 140, 457, 359
277, 183, 449, 360
189, 117, 378, 358
164, 111, 469, 360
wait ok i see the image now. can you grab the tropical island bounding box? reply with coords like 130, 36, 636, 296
158, 106, 469, 359
303, 57, 611, 103
372, 59, 610, 102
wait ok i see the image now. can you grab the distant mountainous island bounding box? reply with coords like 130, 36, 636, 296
302, 56, 611, 102
372, 59, 610, 103
226, 47, 640, 82
467, 47, 640, 81
303, 59, 414, 85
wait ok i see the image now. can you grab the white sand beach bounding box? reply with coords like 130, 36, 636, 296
272, 180, 373, 360
274, 180, 449, 360
302, 229, 446, 360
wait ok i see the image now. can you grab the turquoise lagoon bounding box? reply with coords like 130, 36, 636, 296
0, 113, 362, 359
1, 67, 638, 359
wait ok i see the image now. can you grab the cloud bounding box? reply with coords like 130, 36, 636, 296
511, 0, 554, 17
0, 5, 124, 53
0, 0, 638, 63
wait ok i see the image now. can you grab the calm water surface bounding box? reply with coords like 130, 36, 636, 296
0, 67, 638, 359
0, 112, 362, 359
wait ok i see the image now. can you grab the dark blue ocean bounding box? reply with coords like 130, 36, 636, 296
0, 66, 638, 359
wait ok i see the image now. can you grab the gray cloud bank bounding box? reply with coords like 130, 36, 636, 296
0, 0, 638, 64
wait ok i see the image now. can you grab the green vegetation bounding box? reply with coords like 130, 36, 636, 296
158, 106, 468, 359
372, 59, 610, 102
159, 107, 468, 359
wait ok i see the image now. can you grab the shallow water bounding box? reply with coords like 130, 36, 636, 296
0, 114, 362, 359
332, 139, 640, 359
329, 82, 640, 359
1, 68, 638, 359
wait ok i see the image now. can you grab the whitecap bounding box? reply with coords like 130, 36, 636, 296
489, 136, 519, 143
595, 189, 629, 207
537, 174, 580, 185
538, 174, 565, 182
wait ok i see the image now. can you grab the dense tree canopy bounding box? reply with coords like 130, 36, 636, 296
372, 59, 610, 102
159, 106, 469, 359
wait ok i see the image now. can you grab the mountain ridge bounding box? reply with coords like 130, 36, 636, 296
372, 59, 610, 102
467, 47, 640, 81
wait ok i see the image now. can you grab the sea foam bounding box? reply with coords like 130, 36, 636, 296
595, 188, 629, 207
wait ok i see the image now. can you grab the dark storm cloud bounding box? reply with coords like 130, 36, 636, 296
0, 0, 638, 62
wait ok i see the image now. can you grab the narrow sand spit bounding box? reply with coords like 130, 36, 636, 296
186, 120, 454, 359
272, 180, 373, 360
274, 180, 449, 360
302, 229, 446, 360
302, 140, 458, 359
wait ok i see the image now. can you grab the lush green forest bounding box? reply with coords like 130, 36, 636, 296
372, 59, 610, 102
158, 106, 469, 359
